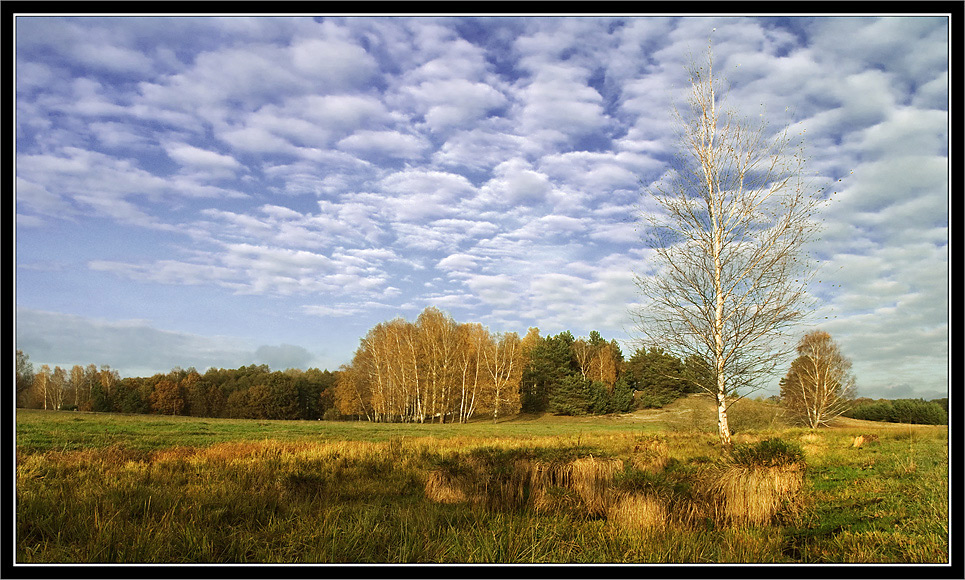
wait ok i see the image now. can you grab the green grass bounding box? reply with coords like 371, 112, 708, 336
783, 426, 949, 562
15, 404, 950, 564
15, 408, 659, 453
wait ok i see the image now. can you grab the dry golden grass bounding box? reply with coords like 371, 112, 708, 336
529, 461, 578, 513
630, 435, 671, 473
424, 469, 468, 503
424, 453, 625, 517
851, 434, 880, 448
16, 409, 949, 564
420, 429, 812, 533
607, 493, 668, 534
568, 457, 624, 515
706, 464, 805, 527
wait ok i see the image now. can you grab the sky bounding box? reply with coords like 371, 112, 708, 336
14, 14, 950, 400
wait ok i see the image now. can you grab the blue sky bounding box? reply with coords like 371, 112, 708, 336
14, 15, 949, 400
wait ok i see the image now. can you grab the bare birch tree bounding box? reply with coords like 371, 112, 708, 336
456, 322, 490, 423
780, 330, 855, 428
34, 364, 51, 410
483, 331, 523, 423
572, 338, 592, 380
70, 365, 85, 409
633, 44, 821, 445
417, 307, 459, 423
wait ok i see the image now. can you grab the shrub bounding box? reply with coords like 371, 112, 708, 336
709, 463, 805, 526
549, 376, 632, 416
606, 493, 668, 533
608, 378, 635, 413
845, 400, 893, 422
730, 438, 805, 468
586, 381, 610, 415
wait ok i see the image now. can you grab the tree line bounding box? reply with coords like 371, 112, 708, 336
843, 398, 948, 426
16, 350, 338, 420
332, 307, 704, 423
15, 307, 707, 423
23, 307, 933, 428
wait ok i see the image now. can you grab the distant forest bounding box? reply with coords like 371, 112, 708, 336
15, 307, 706, 422
15, 306, 946, 425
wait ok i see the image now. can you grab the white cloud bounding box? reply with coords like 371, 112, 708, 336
165, 142, 243, 173
437, 253, 480, 273
367, 169, 478, 222
463, 273, 519, 308
478, 158, 553, 206
912, 70, 948, 110
337, 130, 429, 160
15, 177, 76, 220
88, 259, 239, 286
74, 41, 156, 75
852, 107, 947, 159
217, 125, 300, 155
89, 237, 402, 300
253, 344, 316, 370
394, 218, 500, 253
302, 300, 398, 319
511, 215, 587, 241
16, 145, 248, 229
403, 78, 508, 133
513, 64, 611, 148
89, 121, 154, 150
289, 36, 379, 88
433, 126, 528, 173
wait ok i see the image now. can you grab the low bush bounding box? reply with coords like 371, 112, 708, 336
730, 438, 805, 468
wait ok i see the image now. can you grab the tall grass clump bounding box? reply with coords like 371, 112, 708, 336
606, 493, 668, 534
565, 456, 624, 516
710, 438, 806, 527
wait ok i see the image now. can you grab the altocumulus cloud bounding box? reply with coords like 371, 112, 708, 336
14, 15, 948, 399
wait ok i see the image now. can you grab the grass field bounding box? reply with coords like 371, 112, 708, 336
14, 396, 950, 565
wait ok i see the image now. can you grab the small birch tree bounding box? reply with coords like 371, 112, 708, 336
780, 330, 856, 428
633, 44, 821, 445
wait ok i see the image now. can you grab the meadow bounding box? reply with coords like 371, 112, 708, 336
15, 396, 949, 565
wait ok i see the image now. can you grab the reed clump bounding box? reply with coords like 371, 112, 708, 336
424, 468, 469, 504
557, 457, 624, 516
